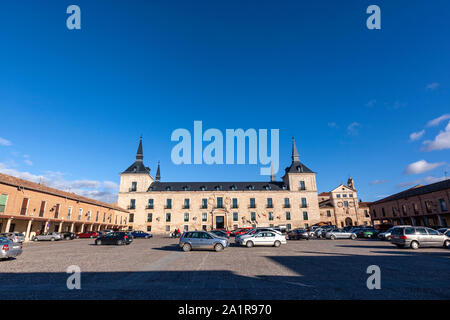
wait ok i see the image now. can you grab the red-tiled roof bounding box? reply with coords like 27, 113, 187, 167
0, 173, 128, 213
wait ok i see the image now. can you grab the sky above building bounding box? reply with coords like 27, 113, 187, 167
0, 0, 449, 203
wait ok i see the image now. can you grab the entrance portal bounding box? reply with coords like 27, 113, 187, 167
216, 216, 224, 229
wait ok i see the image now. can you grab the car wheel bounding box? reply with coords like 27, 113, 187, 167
351, 234, 356, 240
117, 240, 123, 245
76, 236, 79, 239
145, 235, 149, 239
96, 240, 102, 245
182, 243, 192, 252
443, 240, 450, 248
33, 237, 38, 242
214, 243, 224, 252
330, 235, 336, 240
90, 236, 93, 238
246, 241, 254, 248
274, 240, 281, 247
51, 238, 55, 241
410, 241, 419, 250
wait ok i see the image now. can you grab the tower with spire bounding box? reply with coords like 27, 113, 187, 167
282, 137, 317, 192
118, 137, 153, 194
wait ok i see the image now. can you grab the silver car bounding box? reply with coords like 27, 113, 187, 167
325, 228, 357, 240
235, 227, 283, 243
237, 231, 287, 247
32, 232, 63, 241
0, 232, 25, 243
179, 231, 229, 252
0, 237, 22, 260
391, 226, 450, 249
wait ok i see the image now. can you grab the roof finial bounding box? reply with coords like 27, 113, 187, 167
292, 137, 300, 162
155, 161, 161, 182
136, 136, 144, 161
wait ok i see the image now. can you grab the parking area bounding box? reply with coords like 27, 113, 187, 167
1, 236, 449, 299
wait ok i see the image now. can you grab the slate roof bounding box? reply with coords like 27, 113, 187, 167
122, 137, 151, 174
284, 161, 314, 174
372, 179, 450, 205
148, 181, 289, 192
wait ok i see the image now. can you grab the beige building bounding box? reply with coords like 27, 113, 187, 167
370, 179, 450, 228
118, 138, 321, 233
318, 178, 372, 227
0, 173, 129, 241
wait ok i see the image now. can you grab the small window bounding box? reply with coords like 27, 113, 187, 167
202, 212, 207, 222
166, 213, 171, 222
147, 226, 152, 232
147, 213, 152, 222
303, 211, 308, 220
233, 212, 238, 221
285, 212, 291, 220
184, 212, 189, 222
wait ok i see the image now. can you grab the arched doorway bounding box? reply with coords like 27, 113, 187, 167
345, 218, 353, 226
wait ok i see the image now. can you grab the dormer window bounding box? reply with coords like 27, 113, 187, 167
149, 187, 154, 191
200, 186, 206, 191
166, 186, 172, 191
231, 185, 237, 191
282, 185, 288, 190
215, 185, 222, 191
248, 185, 255, 190
265, 185, 271, 190
296, 166, 303, 172
183, 186, 189, 191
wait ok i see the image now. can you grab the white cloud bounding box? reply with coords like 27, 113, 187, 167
24, 159, 33, 166
0, 163, 118, 203
426, 82, 440, 90
426, 114, 450, 127
409, 130, 425, 141
369, 179, 388, 186
404, 159, 446, 175
422, 121, 450, 151
347, 122, 361, 136
0, 137, 12, 146
397, 176, 447, 188
365, 99, 376, 107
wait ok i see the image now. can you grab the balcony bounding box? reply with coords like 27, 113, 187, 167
165, 205, 172, 209
127, 206, 136, 210
266, 204, 273, 208
283, 204, 291, 208
129, 187, 137, 192
20, 208, 27, 215
146, 205, 154, 209
231, 205, 239, 209
248, 205, 256, 209
300, 204, 308, 208
182, 205, 190, 209
200, 205, 208, 209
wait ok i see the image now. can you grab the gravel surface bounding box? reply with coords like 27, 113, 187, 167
1, 236, 449, 299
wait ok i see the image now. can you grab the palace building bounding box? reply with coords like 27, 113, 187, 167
318, 178, 372, 227
118, 137, 321, 233
0, 173, 129, 241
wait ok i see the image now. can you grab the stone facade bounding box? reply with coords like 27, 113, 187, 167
0, 173, 128, 241
118, 138, 321, 234
318, 178, 372, 227
370, 179, 450, 228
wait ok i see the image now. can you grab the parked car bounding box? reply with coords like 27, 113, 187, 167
355, 227, 379, 238
130, 230, 152, 239
95, 232, 133, 245
60, 231, 75, 240
325, 228, 357, 240
76, 231, 99, 239
0, 232, 25, 243
210, 230, 230, 238
32, 232, 63, 241
0, 237, 22, 260
378, 226, 410, 241
235, 227, 282, 243
179, 231, 229, 252
214, 228, 232, 236
314, 226, 336, 238
237, 231, 287, 248
437, 227, 450, 234
231, 227, 254, 236
391, 226, 450, 249
287, 228, 310, 240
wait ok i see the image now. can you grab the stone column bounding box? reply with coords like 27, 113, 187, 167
25, 220, 33, 241
70, 223, 75, 232
44, 221, 50, 232
80, 224, 85, 233
58, 222, 63, 232
437, 215, 444, 227
5, 218, 12, 233
90, 224, 93, 231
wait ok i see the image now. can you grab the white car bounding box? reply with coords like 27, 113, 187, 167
238, 231, 287, 248
235, 228, 283, 243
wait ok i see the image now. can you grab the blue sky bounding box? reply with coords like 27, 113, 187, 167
0, 0, 449, 203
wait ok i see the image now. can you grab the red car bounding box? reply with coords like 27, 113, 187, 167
231, 227, 254, 236
76, 231, 99, 238
214, 228, 232, 236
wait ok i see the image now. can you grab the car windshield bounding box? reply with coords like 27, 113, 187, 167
0, 237, 9, 243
